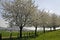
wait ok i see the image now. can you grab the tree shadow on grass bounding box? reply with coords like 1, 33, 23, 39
2, 34, 38, 40
18, 34, 38, 40
2, 38, 17, 40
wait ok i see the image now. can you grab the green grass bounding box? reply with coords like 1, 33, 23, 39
1, 30, 60, 40
1, 31, 18, 37
0, 31, 35, 37
31, 30, 60, 40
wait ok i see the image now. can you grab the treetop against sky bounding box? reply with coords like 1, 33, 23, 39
0, 0, 60, 27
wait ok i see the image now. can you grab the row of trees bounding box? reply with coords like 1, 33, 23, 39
1, 0, 60, 38
31, 9, 60, 35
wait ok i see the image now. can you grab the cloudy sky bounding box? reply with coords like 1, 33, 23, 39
0, 19, 8, 27
35, 0, 60, 15
0, 0, 60, 27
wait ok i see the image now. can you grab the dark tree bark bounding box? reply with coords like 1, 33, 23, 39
19, 26, 23, 38
10, 28, 12, 40
10, 32, 12, 40
0, 33, 2, 40
43, 26, 45, 33
50, 27, 52, 31
53, 26, 56, 31
35, 26, 37, 36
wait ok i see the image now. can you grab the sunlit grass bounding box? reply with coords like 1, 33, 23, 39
31, 30, 60, 40
1, 30, 60, 40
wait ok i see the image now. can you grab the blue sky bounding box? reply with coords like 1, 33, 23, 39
35, 0, 60, 15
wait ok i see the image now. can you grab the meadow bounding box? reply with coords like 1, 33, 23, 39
0, 30, 60, 40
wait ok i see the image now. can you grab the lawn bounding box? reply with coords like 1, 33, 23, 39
0, 31, 18, 38
31, 30, 60, 40
1, 30, 60, 40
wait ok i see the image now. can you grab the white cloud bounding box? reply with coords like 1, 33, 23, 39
0, 19, 8, 28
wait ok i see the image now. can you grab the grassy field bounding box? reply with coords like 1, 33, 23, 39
31, 30, 60, 40
0, 31, 18, 37
1, 30, 60, 40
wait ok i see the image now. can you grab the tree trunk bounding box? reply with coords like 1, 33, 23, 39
50, 27, 52, 31
35, 27, 37, 36
53, 27, 56, 31
43, 26, 45, 33
10, 32, 12, 40
0, 33, 2, 40
19, 26, 23, 38
10, 29, 12, 40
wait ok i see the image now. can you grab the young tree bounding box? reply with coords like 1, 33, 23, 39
55, 16, 60, 28
51, 13, 57, 30
39, 10, 49, 33
1, 0, 37, 38
46, 13, 53, 31
31, 12, 40, 36
9, 21, 13, 39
